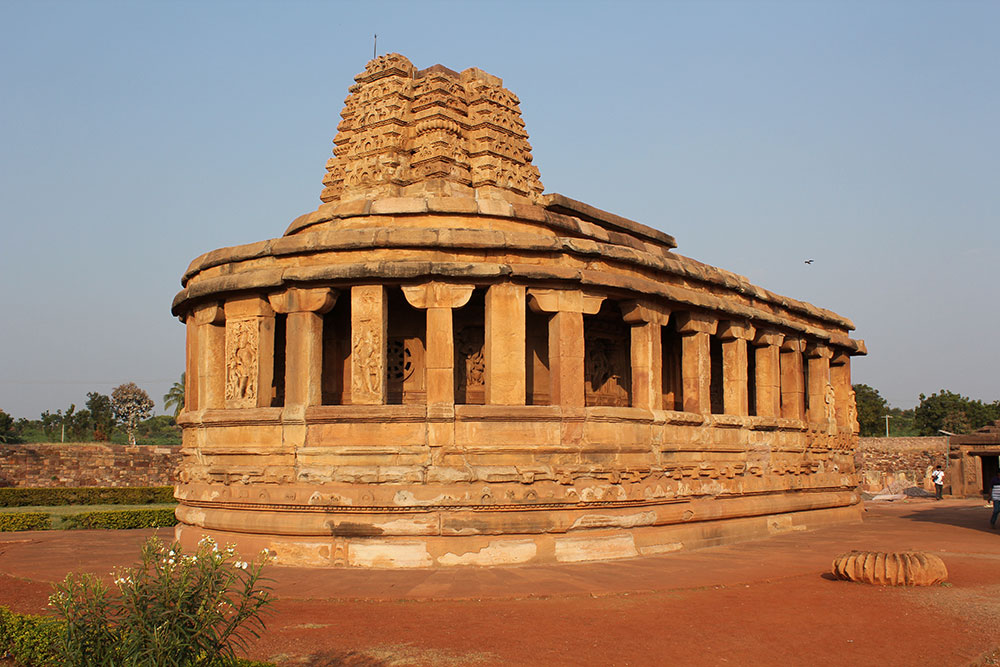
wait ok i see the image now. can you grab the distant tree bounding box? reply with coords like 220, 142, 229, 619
0, 409, 13, 443
163, 373, 185, 418
915, 390, 1000, 435
40, 409, 62, 441
852, 384, 889, 436
87, 392, 114, 442
111, 383, 154, 446
65, 406, 92, 441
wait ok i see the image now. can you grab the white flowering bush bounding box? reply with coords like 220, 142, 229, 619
48, 537, 273, 666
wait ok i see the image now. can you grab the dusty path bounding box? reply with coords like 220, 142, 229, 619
2, 499, 998, 666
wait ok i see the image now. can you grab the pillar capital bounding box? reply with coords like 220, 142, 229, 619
780, 337, 805, 353
402, 282, 475, 310
268, 287, 338, 314
830, 350, 851, 366
718, 319, 755, 341
805, 342, 833, 359
622, 300, 671, 326
527, 288, 604, 315
752, 328, 784, 348
224, 295, 274, 319
675, 312, 718, 336
191, 303, 224, 326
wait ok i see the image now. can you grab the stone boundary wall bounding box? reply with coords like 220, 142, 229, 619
858, 437, 949, 493
0, 443, 180, 488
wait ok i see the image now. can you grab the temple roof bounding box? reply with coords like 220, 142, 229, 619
320, 54, 544, 205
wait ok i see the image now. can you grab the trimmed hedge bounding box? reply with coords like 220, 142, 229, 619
0, 606, 61, 666
0, 486, 174, 508
0, 513, 51, 532
0, 606, 274, 666
64, 508, 178, 530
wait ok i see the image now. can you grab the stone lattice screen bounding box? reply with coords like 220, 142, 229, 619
0, 444, 179, 488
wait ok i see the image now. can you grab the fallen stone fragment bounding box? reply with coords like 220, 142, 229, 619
831, 550, 947, 586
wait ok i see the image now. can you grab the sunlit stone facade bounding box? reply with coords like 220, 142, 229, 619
171, 55, 867, 568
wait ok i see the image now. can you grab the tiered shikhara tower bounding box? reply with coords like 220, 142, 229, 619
320, 55, 543, 204
172, 55, 867, 568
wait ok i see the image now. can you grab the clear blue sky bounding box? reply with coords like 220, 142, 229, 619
1, 0, 997, 418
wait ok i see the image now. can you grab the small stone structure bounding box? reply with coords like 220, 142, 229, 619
831, 551, 947, 586
0, 444, 178, 488
948, 420, 1000, 497
170, 55, 867, 568
858, 437, 947, 494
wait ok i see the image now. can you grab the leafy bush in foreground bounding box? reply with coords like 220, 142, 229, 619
49, 537, 274, 666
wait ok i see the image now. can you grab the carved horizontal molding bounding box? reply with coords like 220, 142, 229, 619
178, 486, 854, 515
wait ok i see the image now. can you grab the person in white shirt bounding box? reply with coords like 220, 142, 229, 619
931, 465, 945, 500
989, 472, 1000, 529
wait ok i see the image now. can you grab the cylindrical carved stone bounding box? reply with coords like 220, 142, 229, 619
831, 551, 947, 586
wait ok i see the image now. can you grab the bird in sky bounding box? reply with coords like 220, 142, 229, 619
804, 259, 814, 264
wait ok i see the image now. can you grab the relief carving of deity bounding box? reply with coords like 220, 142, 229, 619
847, 389, 860, 434
455, 326, 485, 388
225, 319, 258, 406
352, 328, 383, 397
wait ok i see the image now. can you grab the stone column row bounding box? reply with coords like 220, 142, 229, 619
183, 285, 853, 426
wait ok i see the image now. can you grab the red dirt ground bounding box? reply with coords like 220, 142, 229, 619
2, 499, 998, 666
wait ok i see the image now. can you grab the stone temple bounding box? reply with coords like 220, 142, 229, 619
171, 54, 867, 568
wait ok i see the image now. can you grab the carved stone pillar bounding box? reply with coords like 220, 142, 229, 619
752, 330, 784, 418
268, 288, 338, 408
830, 351, 852, 432
184, 314, 198, 412
623, 301, 671, 411
190, 303, 225, 411
806, 342, 833, 424
402, 282, 475, 405
528, 289, 604, 408
485, 283, 526, 405
223, 297, 275, 409
780, 337, 805, 420
350, 285, 388, 405
676, 312, 718, 415
719, 320, 754, 416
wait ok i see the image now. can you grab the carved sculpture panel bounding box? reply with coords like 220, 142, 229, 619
225, 318, 258, 408
585, 320, 630, 407
351, 328, 383, 397
455, 325, 485, 404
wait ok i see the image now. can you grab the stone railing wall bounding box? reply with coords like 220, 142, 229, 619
0, 443, 180, 488
858, 437, 949, 493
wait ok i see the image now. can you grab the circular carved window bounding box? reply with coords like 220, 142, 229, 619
387, 338, 414, 381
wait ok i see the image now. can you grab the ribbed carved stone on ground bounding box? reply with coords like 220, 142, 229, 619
831, 551, 947, 586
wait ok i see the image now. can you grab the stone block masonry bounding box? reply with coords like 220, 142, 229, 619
857, 437, 948, 493
0, 443, 180, 488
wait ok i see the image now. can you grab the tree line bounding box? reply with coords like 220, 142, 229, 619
853, 384, 1000, 438
0, 378, 184, 446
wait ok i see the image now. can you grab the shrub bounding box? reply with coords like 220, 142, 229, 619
0, 512, 51, 532
0, 606, 62, 666
49, 537, 274, 666
0, 486, 175, 508
0, 605, 275, 667
65, 508, 177, 530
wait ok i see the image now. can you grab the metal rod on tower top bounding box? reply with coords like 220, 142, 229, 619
373, 34, 377, 59
883, 414, 892, 437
